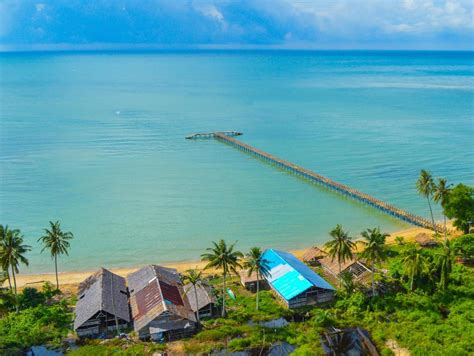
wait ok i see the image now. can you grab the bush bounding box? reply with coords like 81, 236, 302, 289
0, 304, 71, 354
452, 234, 474, 261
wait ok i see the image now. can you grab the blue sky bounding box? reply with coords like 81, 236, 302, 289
1, 0, 473, 51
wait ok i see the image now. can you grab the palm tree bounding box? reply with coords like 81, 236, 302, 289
436, 240, 453, 290
38, 221, 74, 290
243, 247, 271, 310
201, 239, 243, 317
182, 268, 203, 322
0, 225, 12, 290
324, 225, 355, 287
360, 227, 388, 296
433, 178, 452, 241
416, 169, 437, 233
0, 228, 31, 311
400, 244, 428, 291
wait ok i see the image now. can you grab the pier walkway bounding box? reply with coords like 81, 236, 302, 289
189, 132, 442, 231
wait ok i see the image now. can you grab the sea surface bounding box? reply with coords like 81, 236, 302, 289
0, 50, 473, 273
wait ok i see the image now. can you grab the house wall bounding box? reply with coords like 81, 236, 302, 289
76, 311, 128, 337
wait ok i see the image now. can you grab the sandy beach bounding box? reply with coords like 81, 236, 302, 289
15, 222, 459, 292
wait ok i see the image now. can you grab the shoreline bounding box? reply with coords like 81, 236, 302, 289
15, 223, 459, 290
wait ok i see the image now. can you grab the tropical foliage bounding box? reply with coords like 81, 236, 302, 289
38, 221, 74, 290
443, 183, 474, 234
201, 239, 243, 317
416, 169, 437, 232
243, 247, 271, 310
359, 227, 388, 295
324, 224, 355, 286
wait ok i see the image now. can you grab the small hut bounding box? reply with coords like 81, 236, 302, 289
318, 255, 371, 280
302, 246, 326, 266
239, 269, 268, 292
415, 233, 439, 247
183, 282, 217, 319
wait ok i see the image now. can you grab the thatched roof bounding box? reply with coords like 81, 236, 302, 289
239, 269, 263, 285
74, 268, 130, 330
302, 246, 326, 262
415, 233, 438, 247
318, 255, 359, 275
183, 282, 216, 312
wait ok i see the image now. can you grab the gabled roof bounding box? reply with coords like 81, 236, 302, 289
127, 265, 196, 333
318, 255, 360, 275
239, 269, 264, 285
302, 246, 326, 262
74, 268, 130, 330
262, 249, 335, 301
183, 282, 216, 312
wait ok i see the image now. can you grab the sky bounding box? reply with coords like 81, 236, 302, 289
1, 0, 473, 51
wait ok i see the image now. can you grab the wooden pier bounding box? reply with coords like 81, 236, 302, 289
185, 131, 242, 139
189, 131, 442, 231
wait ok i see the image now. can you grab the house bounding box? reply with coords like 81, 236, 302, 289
302, 246, 327, 266
74, 268, 130, 337
261, 249, 335, 308
127, 265, 196, 341
239, 269, 268, 292
183, 282, 217, 319
317, 255, 371, 280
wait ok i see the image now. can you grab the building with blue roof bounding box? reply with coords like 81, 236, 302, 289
262, 249, 335, 308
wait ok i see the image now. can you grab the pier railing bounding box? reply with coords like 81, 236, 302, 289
189, 131, 442, 231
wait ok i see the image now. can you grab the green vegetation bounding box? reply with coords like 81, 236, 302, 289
359, 227, 388, 295
0, 283, 71, 355
444, 183, 474, 234
452, 233, 474, 262
38, 220, 74, 290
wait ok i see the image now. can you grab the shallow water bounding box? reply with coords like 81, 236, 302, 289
0, 50, 473, 272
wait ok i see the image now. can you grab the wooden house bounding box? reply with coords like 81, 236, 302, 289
127, 265, 196, 341
74, 268, 130, 337
183, 282, 217, 319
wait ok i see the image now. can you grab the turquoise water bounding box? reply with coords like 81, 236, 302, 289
1, 50, 473, 273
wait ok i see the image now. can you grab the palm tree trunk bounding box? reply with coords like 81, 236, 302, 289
194, 284, 200, 323
54, 254, 59, 290
410, 273, 414, 291
222, 273, 226, 317
427, 197, 437, 233
256, 271, 260, 311
443, 214, 447, 242
11, 267, 18, 313
371, 262, 375, 296
338, 261, 342, 288
6, 270, 12, 290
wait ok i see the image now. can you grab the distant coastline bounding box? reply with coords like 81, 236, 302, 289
15, 222, 459, 290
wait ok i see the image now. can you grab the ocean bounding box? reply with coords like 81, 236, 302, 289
0, 50, 473, 272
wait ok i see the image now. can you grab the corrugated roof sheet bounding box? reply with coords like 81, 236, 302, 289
183, 282, 216, 312
262, 249, 335, 301
127, 265, 196, 334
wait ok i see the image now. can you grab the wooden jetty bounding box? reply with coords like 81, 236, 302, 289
188, 131, 442, 231
186, 131, 242, 139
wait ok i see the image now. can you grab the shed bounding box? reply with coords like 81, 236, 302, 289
262, 249, 335, 308
415, 233, 439, 247
318, 255, 371, 280
239, 269, 268, 292
183, 282, 217, 319
127, 265, 196, 341
74, 268, 130, 337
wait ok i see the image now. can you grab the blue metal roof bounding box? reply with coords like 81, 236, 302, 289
262, 249, 335, 301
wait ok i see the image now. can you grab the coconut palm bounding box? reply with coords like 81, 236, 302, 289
400, 244, 429, 291
324, 224, 355, 287
416, 169, 437, 233
0, 228, 31, 311
433, 178, 452, 241
182, 268, 203, 322
38, 221, 74, 290
201, 239, 243, 317
359, 227, 388, 296
436, 240, 453, 290
243, 247, 271, 310
0, 225, 12, 290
